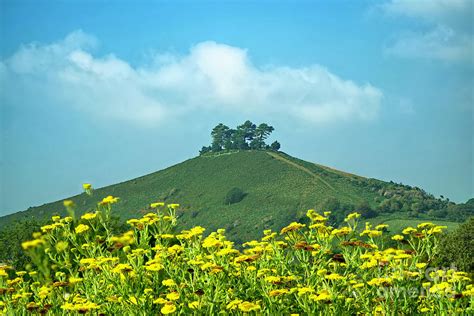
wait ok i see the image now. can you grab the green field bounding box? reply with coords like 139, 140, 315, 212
0, 150, 470, 242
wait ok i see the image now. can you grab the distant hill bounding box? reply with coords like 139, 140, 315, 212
0, 150, 471, 241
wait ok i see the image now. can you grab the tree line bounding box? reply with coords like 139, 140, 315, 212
200, 120, 280, 155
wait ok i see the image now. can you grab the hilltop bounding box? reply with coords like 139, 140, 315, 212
0, 150, 470, 242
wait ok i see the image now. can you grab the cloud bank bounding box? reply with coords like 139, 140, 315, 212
381, 0, 473, 63
1, 31, 382, 125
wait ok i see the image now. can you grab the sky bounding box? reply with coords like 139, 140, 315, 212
0, 0, 472, 216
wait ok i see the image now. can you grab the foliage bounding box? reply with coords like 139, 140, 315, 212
435, 217, 474, 273
203, 120, 278, 154
224, 187, 247, 205
0, 220, 42, 269
270, 141, 280, 151
1, 194, 472, 315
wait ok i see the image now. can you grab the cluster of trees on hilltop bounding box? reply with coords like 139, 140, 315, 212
200, 120, 281, 155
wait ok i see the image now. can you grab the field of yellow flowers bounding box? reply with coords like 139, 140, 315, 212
0, 185, 473, 315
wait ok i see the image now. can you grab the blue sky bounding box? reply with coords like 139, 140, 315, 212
0, 0, 472, 216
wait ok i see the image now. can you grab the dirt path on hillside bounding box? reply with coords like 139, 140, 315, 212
266, 152, 336, 191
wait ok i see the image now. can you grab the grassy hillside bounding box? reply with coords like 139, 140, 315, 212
0, 150, 468, 242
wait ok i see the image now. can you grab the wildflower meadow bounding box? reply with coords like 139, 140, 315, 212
0, 185, 472, 315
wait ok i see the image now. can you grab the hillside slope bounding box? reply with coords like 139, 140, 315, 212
0, 150, 467, 241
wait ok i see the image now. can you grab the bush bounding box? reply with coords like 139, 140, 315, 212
360, 209, 378, 219
224, 187, 246, 205
435, 217, 474, 272
0, 220, 42, 269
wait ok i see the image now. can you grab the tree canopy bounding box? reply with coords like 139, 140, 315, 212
200, 121, 279, 155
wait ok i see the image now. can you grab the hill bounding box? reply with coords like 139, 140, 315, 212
0, 150, 470, 242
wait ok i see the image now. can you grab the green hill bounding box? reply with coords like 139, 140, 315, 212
0, 150, 470, 242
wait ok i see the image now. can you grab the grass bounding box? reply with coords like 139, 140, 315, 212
0, 150, 463, 242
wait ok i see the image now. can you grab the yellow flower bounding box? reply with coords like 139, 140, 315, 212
265, 276, 281, 283
189, 226, 206, 236
375, 224, 388, 230
188, 301, 200, 309
51, 215, 61, 222
153, 298, 168, 304
429, 282, 451, 294
238, 301, 261, 312
374, 305, 384, 313
269, 289, 289, 297
61, 301, 100, 312
81, 212, 97, 220
331, 227, 352, 236
38, 285, 51, 299
161, 303, 177, 314
309, 290, 331, 301
55, 241, 68, 252
111, 263, 133, 274
75, 224, 90, 234
393, 253, 412, 260
402, 227, 417, 235
226, 299, 243, 310
344, 212, 361, 222
307, 209, 328, 222
202, 236, 223, 248
325, 273, 344, 281
63, 200, 75, 208
391, 234, 404, 241
416, 263, 427, 269
167, 203, 180, 209
150, 202, 165, 208
360, 229, 382, 237
166, 292, 180, 301
99, 195, 119, 206
21, 238, 45, 250
82, 183, 92, 190
297, 287, 315, 295
144, 288, 153, 295
162, 279, 176, 287
367, 277, 393, 287
167, 244, 184, 255
69, 277, 83, 284
417, 222, 435, 229
427, 226, 446, 234
110, 231, 135, 246
462, 288, 474, 296
280, 222, 306, 234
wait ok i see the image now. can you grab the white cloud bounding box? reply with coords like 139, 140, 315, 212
382, 0, 471, 22
1, 31, 383, 125
386, 25, 473, 63
380, 0, 473, 63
